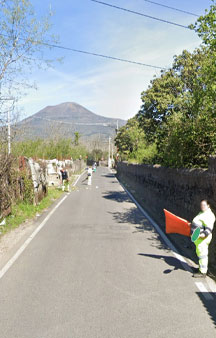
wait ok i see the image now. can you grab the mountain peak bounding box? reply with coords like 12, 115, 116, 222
20, 102, 126, 141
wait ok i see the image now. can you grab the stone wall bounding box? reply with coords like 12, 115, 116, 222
0, 156, 48, 220
117, 160, 216, 274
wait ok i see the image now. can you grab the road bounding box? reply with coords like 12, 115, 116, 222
0, 167, 215, 338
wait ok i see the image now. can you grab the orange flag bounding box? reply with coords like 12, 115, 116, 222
164, 209, 191, 237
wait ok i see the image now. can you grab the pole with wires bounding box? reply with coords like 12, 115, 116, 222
1, 97, 14, 155
7, 108, 11, 155
111, 142, 114, 162
108, 136, 111, 168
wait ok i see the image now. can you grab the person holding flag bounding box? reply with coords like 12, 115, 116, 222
191, 200, 215, 278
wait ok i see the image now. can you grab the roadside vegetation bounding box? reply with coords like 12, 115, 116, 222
12, 138, 88, 160
1, 188, 63, 236
0, 169, 81, 236
115, 1, 216, 168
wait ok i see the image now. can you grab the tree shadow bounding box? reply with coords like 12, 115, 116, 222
138, 253, 190, 273
107, 204, 169, 251
103, 189, 176, 251
103, 190, 133, 203
101, 173, 115, 178
109, 207, 147, 225
196, 292, 216, 328
103, 187, 197, 261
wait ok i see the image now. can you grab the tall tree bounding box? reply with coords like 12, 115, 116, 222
0, 0, 57, 145
115, 118, 157, 163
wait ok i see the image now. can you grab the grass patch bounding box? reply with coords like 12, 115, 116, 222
0, 188, 64, 236
0, 170, 85, 237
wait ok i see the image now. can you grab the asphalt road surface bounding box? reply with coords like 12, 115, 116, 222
0, 167, 216, 338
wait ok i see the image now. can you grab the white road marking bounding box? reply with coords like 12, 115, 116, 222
73, 170, 86, 187
0, 171, 84, 280
0, 195, 68, 280
206, 277, 216, 293
195, 282, 214, 300
120, 181, 192, 272
115, 173, 216, 298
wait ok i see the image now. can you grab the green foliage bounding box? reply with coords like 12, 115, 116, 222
12, 138, 87, 160
117, 2, 216, 168
115, 118, 157, 164
22, 172, 34, 203
88, 149, 104, 162
190, 0, 216, 50
190, 0, 216, 112
130, 143, 157, 164
74, 132, 80, 146
0, 0, 58, 142
1, 187, 63, 236
115, 118, 145, 155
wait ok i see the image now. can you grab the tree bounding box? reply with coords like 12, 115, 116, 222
190, 0, 216, 115
12, 138, 88, 160
74, 132, 80, 146
0, 0, 57, 145
137, 42, 216, 167
90, 149, 103, 162
115, 118, 157, 163
158, 2, 216, 167
190, 0, 216, 50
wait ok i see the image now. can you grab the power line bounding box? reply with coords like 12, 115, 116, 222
141, 0, 199, 17
41, 42, 167, 69
0, 33, 167, 70
90, 0, 193, 30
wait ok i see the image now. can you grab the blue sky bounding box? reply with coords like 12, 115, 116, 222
19, 0, 212, 120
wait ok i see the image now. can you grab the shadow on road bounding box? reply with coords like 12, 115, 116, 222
196, 292, 216, 328
101, 173, 115, 178
103, 189, 174, 251
103, 190, 133, 203
138, 253, 188, 274
110, 208, 146, 226
104, 192, 169, 251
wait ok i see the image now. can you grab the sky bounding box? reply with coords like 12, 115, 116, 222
18, 0, 212, 121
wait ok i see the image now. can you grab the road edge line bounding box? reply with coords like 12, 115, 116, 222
72, 170, 86, 187
117, 179, 192, 272
0, 170, 84, 280
115, 174, 216, 296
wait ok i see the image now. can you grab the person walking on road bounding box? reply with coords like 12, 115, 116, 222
191, 200, 215, 278
87, 167, 93, 186
60, 169, 70, 192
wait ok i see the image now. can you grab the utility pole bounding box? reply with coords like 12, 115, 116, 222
7, 108, 11, 154
1, 97, 14, 155
108, 136, 111, 168
111, 142, 114, 161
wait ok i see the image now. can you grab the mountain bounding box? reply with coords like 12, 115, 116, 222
18, 102, 126, 141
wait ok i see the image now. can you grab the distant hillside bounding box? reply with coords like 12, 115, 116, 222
18, 102, 126, 141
